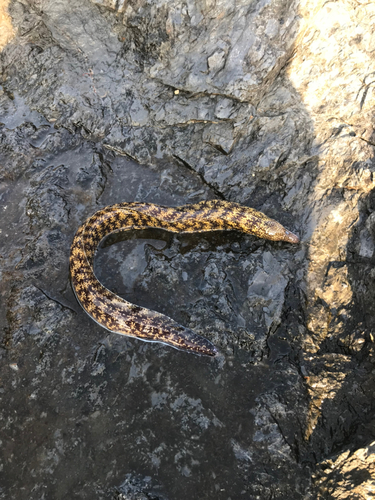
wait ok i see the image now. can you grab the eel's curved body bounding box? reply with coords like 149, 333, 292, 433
70, 200, 299, 356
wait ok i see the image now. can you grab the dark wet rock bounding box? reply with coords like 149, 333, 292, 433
0, 0, 375, 498
113, 474, 167, 500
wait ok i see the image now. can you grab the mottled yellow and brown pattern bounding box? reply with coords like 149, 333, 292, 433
70, 200, 299, 356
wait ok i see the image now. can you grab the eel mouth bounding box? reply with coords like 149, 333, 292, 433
284, 230, 300, 244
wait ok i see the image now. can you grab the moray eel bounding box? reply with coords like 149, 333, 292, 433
70, 200, 299, 356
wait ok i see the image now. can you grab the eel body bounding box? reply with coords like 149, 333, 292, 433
70, 200, 299, 356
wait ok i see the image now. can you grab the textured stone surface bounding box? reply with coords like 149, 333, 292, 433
0, 0, 375, 498
315, 441, 375, 499
0, 0, 14, 49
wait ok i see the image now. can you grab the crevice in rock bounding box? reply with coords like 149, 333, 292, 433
33, 284, 78, 314
172, 154, 226, 200
103, 143, 138, 161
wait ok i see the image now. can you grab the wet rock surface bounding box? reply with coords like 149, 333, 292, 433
0, 0, 375, 498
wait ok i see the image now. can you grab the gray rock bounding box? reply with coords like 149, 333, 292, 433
0, 0, 374, 498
